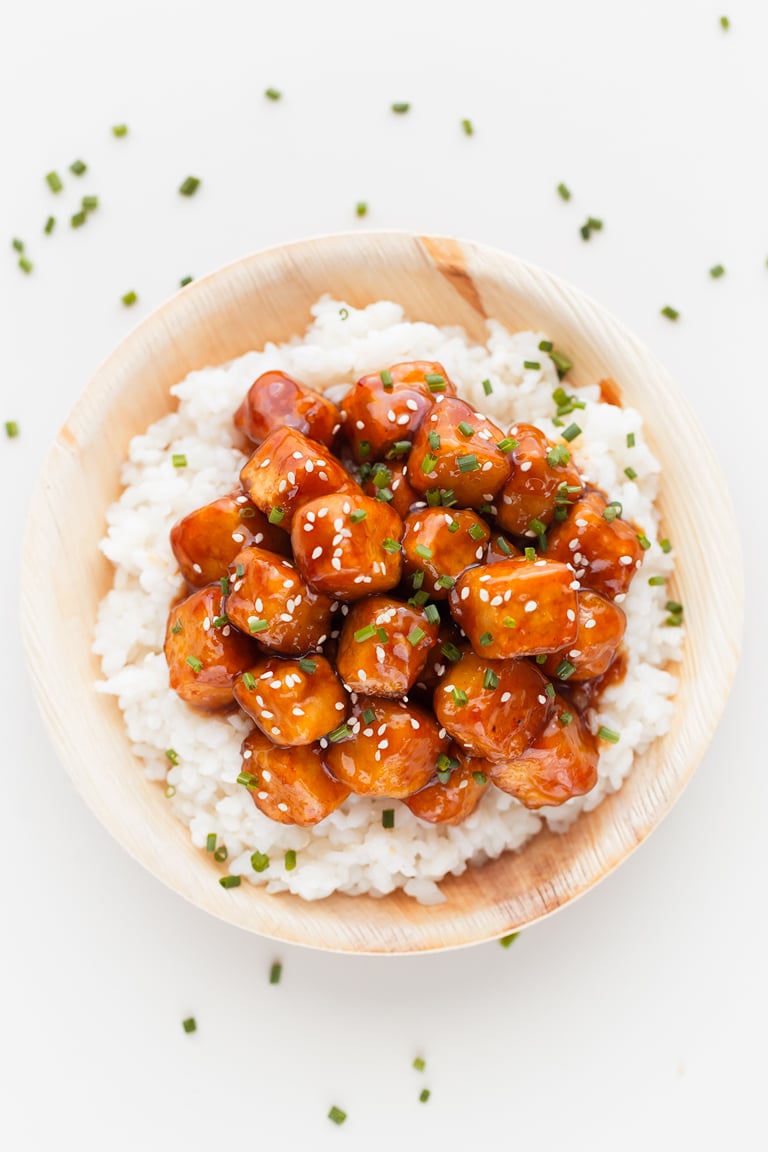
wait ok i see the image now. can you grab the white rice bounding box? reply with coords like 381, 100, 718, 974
93, 298, 684, 905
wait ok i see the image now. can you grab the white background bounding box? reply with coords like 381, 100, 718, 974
1, 2, 763, 1149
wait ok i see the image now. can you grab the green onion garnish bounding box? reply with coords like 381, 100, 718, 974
555, 659, 576, 680
269, 961, 282, 983
71, 211, 87, 229
355, 201, 368, 218
637, 533, 651, 550
122, 290, 138, 307
559, 712, 573, 726
70, 159, 87, 176
239, 506, 256, 518
539, 340, 553, 352
427, 430, 441, 451
503, 616, 516, 628
648, 576, 666, 586
242, 672, 257, 691
424, 604, 440, 624
447, 519, 460, 532
235, 563, 245, 577
479, 632, 494, 647
212, 614, 228, 628
380, 368, 393, 387
45, 171, 63, 193
483, 668, 499, 690
441, 642, 463, 662
214, 844, 228, 862
180, 275, 194, 286
206, 833, 217, 852
298, 658, 317, 674
172, 453, 187, 467
165, 748, 180, 766
451, 687, 468, 706
467, 523, 486, 541
387, 440, 411, 458
528, 518, 546, 536
426, 489, 441, 507
496, 437, 518, 453
339, 307, 349, 320
495, 536, 511, 556
523, 360, 541, 371
457, 453, 479, 472
251, 851, 270, 873
382, 538, 401, 553
218, 875, 241, 889
171, 618, 182, 635
407, 626, 426, 646
419, 1089, 431, 1103
112, 124, 128, 137
458, 421, 475, 438
237, 773, 258, 789
597, 726, 620, 743
328, 723, 352, 743
328, 1107, 347, 1126
666, 600, 683, 614
482, 379, 493, 395
44, 216, 56, 234
182, 1017, 197, 1033
556, 183, 571, 201
421, 453, 438, 474
179, 175, 201, 196
626, 432, 636, 448
220, 576, 230, 595
660, 305, 679, 321
355, 624, 377, 642
660, 538, 672, 553
545, 683, 556, 699
248, 618, 269, 633
186, 655, 202, 672
265, 87, 282, 100
425, 372, 445, 388
358, 439, 371, 458
624, 466, 638, 481
548, 446, 571, 471
349, 508, 367, 523
413, 1056, 426, 1071
535, 654, 547, 664
500, 932, 520, 948
361, 708, 376, 725
562, 423, 582, 442
82, 195, 99, 212
461, 118, 474, 136
268, 507, 285, 524
435, 578, 455, 597
382, 809, 395, 829
5, 420, 20, 438
720, 15, 730, 30
285, 849, 297, 871
709, 264, 725, 279
414, 543, 433, 560
550, 349, 572, 377
603, 501, 622, 522
412, 570, 425, 590
391, 102, 410, 113
372, 465, 391, 488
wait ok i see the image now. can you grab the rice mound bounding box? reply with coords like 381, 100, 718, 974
93, 298, 683, 905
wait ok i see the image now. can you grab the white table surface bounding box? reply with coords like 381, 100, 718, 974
1, 2, 763, 1149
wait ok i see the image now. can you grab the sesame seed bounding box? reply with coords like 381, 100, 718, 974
459, 779, 469, 790
584, 618, 597, 629
319, 471, 329, 482
525, 600, 537, 612
619, 555, 633, 566
397, 414, 410, 425
306, 510, 316, 522
280, 613, 293, 622
335, 701, 345, 710
292, 706, 305, 716
355, 420, 365, 430
277, 802, 289, 812
254, 533, 264, 545
287, 471, 296, 485
460, 586, 470, 601
566, 609, 576, 621
305, 460, 314, 473
520, 461, 532, 472
278, 479, 287, 493
261, 710, 274, 719
192, 563, 202, 574
406, 399, 419, 411
243, 749, 253, 759
478, 574, 492, 582
500, 692, 511, 703
260, 458, 271, 468
569, 580, 580, 590
331, 558, 342, 570
490, 595, 503, 606
537, 694, 547, 704
387, 408, 397, 422
475, 547, 484, 559
270, 680, 282, 689
358, 669, 367, 680
262, 769, 272, 782
481, 460, 493, 471
569, 649, 581, 658
575, 518, 588, 527
258, 790, 268, 800
615, 593, 626, 603
479, 589, 490, 602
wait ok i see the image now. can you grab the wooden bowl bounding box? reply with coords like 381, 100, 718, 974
21, 232, 743, 954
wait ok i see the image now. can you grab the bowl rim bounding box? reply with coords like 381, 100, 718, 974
21, 230, 744, 954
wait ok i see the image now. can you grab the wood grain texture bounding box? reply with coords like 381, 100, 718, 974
21, 232, 743, 954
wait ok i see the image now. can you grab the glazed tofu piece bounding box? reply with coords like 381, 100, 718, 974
407, 396, 511, 508
336, 596, 439, 697
546, 490, 645, 601
542, 589, 626, 682
291, 492, 404, 600
488, 700, 598, 809
164, 584, 257, 710
240, 728, 350, 826
234, 370, 341, 448
324, 697, 449, 798
401, 508, 490, 600
341, 360, 455, 463
403, 746, 490, 825
361, 460, 421, 519
449, 557, 579, 659
240, 427, 361, 529
485, 532, 522, 564
225, 546, 334, 656
170, 492, 290, 587
233, 654, 348, 746
434, 653, 551, 761
495, 423, 584, 536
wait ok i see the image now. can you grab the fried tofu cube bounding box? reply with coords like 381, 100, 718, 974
449, 557, 579, 659
487, 701, 598, 809
407, 396, 511, 508
403, 746, 490, 825
240, 427, 360, 529
542, 589, 626, 682
434, 653, 551, 761
164, 584, 257, 710
225, 546, 334, 656
233, 654, 348, 746
401, 508, 490, 600
341, 360, 455, 463
170, 492, 290, 587
240, 728, 350, 826
545, 490, 645, 601
291, 492, 403, 600
336, 596, 439, 697
234, 370, 341, 447
324, 697, 449, 798
496, 423, 584, 536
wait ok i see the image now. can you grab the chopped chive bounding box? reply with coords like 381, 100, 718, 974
626, 432, 636, 448
419, 1089, 431, 1103
412, 570, 425, 590
413, 1057, 426, 1071
17, 255, 32, 276
559, 711, 573, 726
247, 617, 269, 633
709, 264, 725, 279
328, 1107, 347, 1126
415, 543, 433, 560
665, 615, 683, 627
479, 632, 494, 647
362, 707, 376, 725
409, 590, 430, 608
380, 368, 393, 387
12, 238, 24, 253
251, 851, 270, 873
213, 844, 228, 862
349, 508, 367, 523
550, 349, 572, 377
238, 506, 256, 518
44, 216, 56, 234
219, 875, 241, 889
372, 467, 391, 489
597, 726, 621, 743
637, 533, 652, 550
523, 360, 541, 371
339, 307, 349, 320
720, 15, 730, 30
561, 423, 581, 442
298, 658, 317, 674
539, 340, 553, 352
624, 466, 638, 481
219, 576, 231, 598
376, 626, 388, 640
355, 201, 368, 218
328, 723, 352, 743
426, 489, 441, 507
45, 171, 63, 193
185, 655, 202, 673
69, 159, 87, 176
461, 118, 474, 136
660, 538, 672, 553
421, 452, 438, 474
457, 453, 479, 472
603, 501, 623, 522
472, 771, 487, 785
483, 668, 499, 690
496, 437, 518, 453
121, 290, 138, 307
382, 808, 395, 829
265, 87, 282, 100
457, 420, 475, 438
165, 748, 180, 766
467, 523, 486, 542
660, 305, 679, 321
71, 211, 87, 228
535, 654, 547, 665
182, 1017, 197, 1033
241, 671, 257, 692
206, 833, 217, 852
447, 519, 460, 533
267, 506, 285, 525
500, 932, 520, 948
545, 683, 557, 701
236, 773, 258, 790
212, 614, 228, 628
436, 574, 456, 590
520, 547, 533, 562
556, 182, 572, 201
387, 440, 411, 458
493, 536, 511, 557
82, 195, 99, 212
451, 687, 468, 706
267, 962, 283, 988
482, 379, 493, 396
354, 624, 377, 642
665, 600, 683, 614
112, 124, 128, 137
284, 849, 297, 871
179, 175, 201, 196
391, 102, 410, 113
171, 453, 188, 469
382, 537, 401, 553
528, 518, 547, 536
648, 575, 666, 586
424, 604, 440, 624
555, 659, 576, 680
503, 616, 516, 628
425, 373, 446, 391
170, 618, 183, 637
427, 433, 440, 455
441, 642, 463, 663
179, 275, 194, 287
165, 784, 176, 798
407, 626, 426, 646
